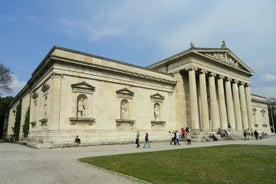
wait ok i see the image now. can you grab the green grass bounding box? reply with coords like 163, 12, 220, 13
80, 145, 276, 184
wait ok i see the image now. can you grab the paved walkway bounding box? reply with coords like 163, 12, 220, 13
0, 136, 275, 184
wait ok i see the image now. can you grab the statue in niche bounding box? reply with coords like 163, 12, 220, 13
154, 103, 160, 121
121, 99, 129, 119
78, 97, 86, 117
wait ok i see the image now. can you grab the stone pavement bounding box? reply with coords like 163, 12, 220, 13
0, 135, 275, 184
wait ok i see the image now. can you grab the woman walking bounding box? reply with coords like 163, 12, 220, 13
143, 132, 150, 148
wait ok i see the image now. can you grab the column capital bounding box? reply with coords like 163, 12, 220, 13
216, 75, 225, 80
225, 77, 232, 81
232, 79, 239, 84
199, 69, 207, 74
208, 72, 216, 77
245, 83, 251, 87
186, 66, 197, 72
239, 81, 246, 86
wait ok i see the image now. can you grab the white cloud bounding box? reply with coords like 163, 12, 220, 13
58, 18, 127, 41
263, 73, 276, 82
56, 0, 275, 54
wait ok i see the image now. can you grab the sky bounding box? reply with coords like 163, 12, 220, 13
0, 0, 275, 98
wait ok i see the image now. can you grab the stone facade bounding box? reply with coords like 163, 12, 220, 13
4, 43, 270, 148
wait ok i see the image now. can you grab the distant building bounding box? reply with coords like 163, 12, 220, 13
4, 42, 270, 148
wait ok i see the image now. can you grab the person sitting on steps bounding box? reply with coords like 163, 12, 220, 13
74, 135, 81, 144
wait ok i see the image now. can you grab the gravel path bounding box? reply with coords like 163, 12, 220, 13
1, 135, 275, 184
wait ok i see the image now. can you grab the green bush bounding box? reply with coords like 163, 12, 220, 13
23, 106, 30, 137
13, 100, 22, 140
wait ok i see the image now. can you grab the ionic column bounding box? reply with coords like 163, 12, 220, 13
217, 75, 228, 130
239, 82, 249, 129
232, 80, 242, 130
245, 83, 254, 129
187, 67, 199, 130
199, 70, 209, 130
208, 73, 219, 130
225, 78, 236, 129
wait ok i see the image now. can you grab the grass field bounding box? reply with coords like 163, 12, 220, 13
80, 145, 276, 184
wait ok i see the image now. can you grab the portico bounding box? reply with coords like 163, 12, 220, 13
148, 42, 258, 133
186, 67, 253, 132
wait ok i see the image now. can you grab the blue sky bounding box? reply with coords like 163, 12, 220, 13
0, 0, 275, 98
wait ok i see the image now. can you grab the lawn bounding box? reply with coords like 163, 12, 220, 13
79, 145, 276, 184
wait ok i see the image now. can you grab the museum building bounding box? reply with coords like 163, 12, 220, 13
4, 42, 269, 148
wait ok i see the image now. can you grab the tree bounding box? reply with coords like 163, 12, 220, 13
267, 98, 276, 133
13, 100, 22, 140
0, 96, 14, 139
23, 106, 30, 137
0, 63, 13, 96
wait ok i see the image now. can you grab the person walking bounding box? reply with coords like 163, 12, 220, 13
254, 130, 259, 140
143, 132, 150, 148
186, 131, 192, 145
135, 131, 140, 148
170, 131, 175, 145
175, 131, 180, 145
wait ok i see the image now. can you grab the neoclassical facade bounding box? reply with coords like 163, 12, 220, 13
4, 42, 270, 148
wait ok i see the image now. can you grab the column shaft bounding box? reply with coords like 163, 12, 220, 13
199, 70, 209, 130
239, 83, 249, 129
188, 68, 199, 130
217, 76, 228, 129
225, 78, 236, 129
245, 84, 254, 129
232, 81, 242, 130
208, 73, 219, 130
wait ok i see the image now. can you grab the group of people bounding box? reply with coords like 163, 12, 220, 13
243, 129, 268, 140
135, 131, 150, 148
135, 127, 192, 148
169, 127, 192, 145
75, 127, 268, 147
217, 128, 229, 137
169, 131, 181, 145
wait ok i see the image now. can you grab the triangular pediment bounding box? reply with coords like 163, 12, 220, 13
116, 88, 134, 96
147, 45, 254, 76
150, 93, 164, 100
195, 49, 254, 75
71, 81, 95, 92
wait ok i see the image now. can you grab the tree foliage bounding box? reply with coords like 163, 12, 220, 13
0, 63, 13, 96
13, 100, 22, 140
23, 106, 30, 137
267, 98, 276, 133
0, 96, 14, 139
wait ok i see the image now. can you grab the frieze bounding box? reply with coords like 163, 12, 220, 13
203, 52, 239, 68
